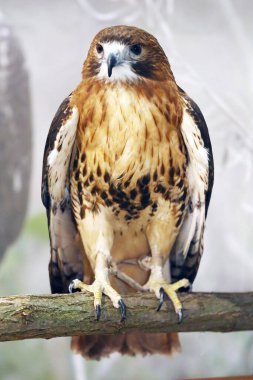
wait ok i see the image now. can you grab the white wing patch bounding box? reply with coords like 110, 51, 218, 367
48, 106, 79, 202
179, 108, 209, 258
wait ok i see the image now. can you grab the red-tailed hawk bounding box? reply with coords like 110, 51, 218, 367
42, 25, 214, 359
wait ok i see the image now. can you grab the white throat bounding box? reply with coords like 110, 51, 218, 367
97, 41, 138, 82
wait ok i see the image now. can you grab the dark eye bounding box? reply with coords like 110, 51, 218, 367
130, 44, 142, 56
96, 43, 103, 54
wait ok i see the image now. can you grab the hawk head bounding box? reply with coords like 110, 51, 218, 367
82, 25, 174, 82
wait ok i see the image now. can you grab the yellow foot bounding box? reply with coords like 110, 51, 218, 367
143, 278, 190, 322
69, 279, 126, 322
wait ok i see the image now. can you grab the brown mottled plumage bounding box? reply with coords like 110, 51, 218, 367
70, 78, 187, 225
42, 25, 214, 360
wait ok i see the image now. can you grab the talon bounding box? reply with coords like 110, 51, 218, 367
144, 277, 189, 321
69, 281, 74, 293
177, 309, 183, 323
96, 304, 101, 321
69, 279, 82, 293
156, 287, 165, 312
118, 299, 126, 322
69, 280, 79, 293
70, 277, 124, 320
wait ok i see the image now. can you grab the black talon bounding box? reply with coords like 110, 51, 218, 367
118, 299, 127, 322
96, 304, 101, 321
177, 309, 183, 324
156, 287, 165, 312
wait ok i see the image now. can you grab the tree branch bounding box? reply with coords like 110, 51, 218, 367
0, 292, 252, 341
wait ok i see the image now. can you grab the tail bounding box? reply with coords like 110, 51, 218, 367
71, 264, 180, 360
71, 332, 180, 360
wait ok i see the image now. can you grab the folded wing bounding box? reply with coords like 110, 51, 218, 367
170, 92, 214, 285
41, 96, 84, 293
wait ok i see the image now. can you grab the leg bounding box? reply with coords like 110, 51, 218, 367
69, 210, 126, 321
143, 218, 190, 322
69, 252, 126, 321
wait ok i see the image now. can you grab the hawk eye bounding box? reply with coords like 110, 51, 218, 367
130, 44, 142, 56
96, 43, 103, 54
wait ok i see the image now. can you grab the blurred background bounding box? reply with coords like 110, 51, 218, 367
0, 0, 253, 379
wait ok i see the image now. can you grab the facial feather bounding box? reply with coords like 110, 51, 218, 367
82, 25, 174, 82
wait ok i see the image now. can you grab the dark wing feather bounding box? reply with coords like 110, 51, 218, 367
184, 92, 214, 216
42, 96, 84, 293
170, 90, 214, 285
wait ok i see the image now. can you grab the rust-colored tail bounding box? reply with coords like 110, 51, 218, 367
70, 266, 180, 360
71, 332, 180, 360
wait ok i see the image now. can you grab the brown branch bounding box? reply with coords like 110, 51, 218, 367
0, 292, 252, 341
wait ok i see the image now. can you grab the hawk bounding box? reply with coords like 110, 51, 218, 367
42, 25, 214, 359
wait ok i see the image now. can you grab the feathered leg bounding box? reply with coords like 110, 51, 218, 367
143, 218, 189, 322
69, 210, 126, 321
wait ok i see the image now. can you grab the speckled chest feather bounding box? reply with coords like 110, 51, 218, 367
70, 78, 188, 231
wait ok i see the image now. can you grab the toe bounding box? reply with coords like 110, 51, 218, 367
69, 281, 75, 293
103, 283, 121, 308
171, 278, 190, 291
93, 285, 102, 315
69, 278, 125, 321
163, 285, 184, 321
69, 279, 83, 293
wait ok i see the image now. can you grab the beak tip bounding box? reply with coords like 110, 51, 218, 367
107, 53, 117, 78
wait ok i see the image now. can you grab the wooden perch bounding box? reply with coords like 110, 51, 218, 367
0, 292, 252, 341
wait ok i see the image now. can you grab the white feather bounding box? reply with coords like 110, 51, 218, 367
48, 106, 79, 202
179, 107, 209, 257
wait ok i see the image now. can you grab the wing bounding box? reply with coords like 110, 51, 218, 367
41, 95, 84, 293
170, 90, 214, 285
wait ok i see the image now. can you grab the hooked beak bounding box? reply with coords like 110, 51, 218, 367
107, 53, 118, 77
